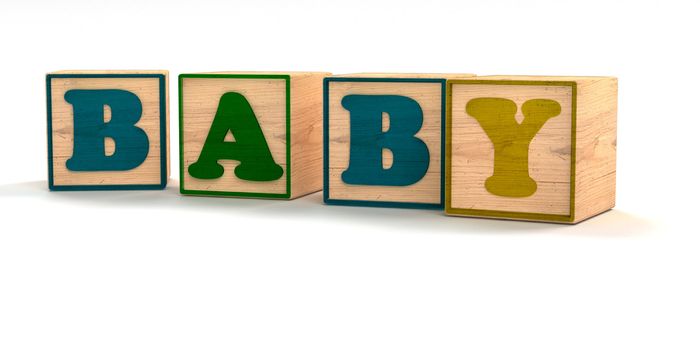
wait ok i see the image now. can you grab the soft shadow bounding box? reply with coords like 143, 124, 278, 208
0, 180, 274, 212
0, 181, 652, 236
563, 209, 656, 237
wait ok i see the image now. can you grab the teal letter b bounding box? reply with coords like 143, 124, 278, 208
341, 95, 429, 186
65, 89, 149, 171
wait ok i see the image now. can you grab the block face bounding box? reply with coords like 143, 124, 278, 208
446, 80, 576, 222
324, 78, 445, 208
46, 73, 168, 190
179, 74, 290, 198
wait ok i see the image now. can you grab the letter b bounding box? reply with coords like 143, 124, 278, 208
341, 95, 430, 186
65, 89, 149, 171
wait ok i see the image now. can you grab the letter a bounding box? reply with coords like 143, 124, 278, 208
188, 92, 283, 181
341, 95, 429, 186
65, 89, 149, 171
466, 98, 561, 197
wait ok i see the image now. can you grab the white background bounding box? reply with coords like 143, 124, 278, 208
0, 0, 698, 349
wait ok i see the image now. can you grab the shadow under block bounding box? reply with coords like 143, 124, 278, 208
46, 70, 170, 190
446, 76, 617, 223
179, 72, 331, 199
324, 73, 475, 208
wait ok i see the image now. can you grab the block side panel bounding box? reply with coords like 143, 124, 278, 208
574, 78, 618, 222
290, 73, 329, 198
164, 73, 170, 180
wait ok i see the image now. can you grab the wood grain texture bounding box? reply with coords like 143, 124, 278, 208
572, 77, 617, 223
446, 76, 617, 223
449, 82, 573, 216
47, 70, 169, 188
290, 72, 330, 198
325, 74, 471, 207
204, 71, 327, 77
179, 72, 330, 199
335, 73, 475, 79
51, 70, 168, 75
181, 75, 288, 196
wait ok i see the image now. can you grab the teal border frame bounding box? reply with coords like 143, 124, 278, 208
323, 77, 445, 209
46, 73, 168, 191
178, 74, 291, 199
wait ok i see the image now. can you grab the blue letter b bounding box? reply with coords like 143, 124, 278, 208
65, 89, 149, 171
341, 95, 429, 186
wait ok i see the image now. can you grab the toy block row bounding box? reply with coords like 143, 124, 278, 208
46, 71, 617, 223
47, 71, 329, 199
324, 74, 617, 223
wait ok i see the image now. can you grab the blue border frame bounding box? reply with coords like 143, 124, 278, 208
323, 77, 446, 209
46, 73, 168, 191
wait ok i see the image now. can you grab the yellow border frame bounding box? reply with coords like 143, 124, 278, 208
445, 80, 577, 223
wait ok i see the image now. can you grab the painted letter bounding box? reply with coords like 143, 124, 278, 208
188, 92, 283, 181
341, 95, 429, 186
65, 89, 148, 171
466, 98, 561, 197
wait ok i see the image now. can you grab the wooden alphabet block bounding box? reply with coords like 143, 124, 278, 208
179, 72, 330, 199
46, 70, 169, 190
324, 73, 475, 208
446, 76, 617, 223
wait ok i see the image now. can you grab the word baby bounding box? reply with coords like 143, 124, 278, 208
46, 71, 616, 223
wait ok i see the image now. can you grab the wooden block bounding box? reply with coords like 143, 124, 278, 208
324, 73, 475, 208
446, 76, 617, 223
46, 70, 169, 190
179, 71, 330, 199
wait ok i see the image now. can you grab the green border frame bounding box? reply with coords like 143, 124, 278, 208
445, 80, 577, 223
178, 74, 291, 198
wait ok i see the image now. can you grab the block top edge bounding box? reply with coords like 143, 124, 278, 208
462, 75, 617, 82
333, 73, 476, 79
48, 70, 169, 75
186, 71, 332, 76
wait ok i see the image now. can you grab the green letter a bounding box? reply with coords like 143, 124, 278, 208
466, 98, 561, 198
188, 92, 283, 181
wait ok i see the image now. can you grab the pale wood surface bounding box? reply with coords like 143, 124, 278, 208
164, 73, 170, 178
335, 73, 475, 79
449, 82, 573, 216
475, 75, 615, 82
447, 76, 617, 223
290, 72, 330, 198
50, 70, 168, 75
181, 76, 288, 195
49, 73, 168, 186
202, 71, 327, 77
326, 80, 444, 204
181, 71, 330, 198
573, 77, 617, 223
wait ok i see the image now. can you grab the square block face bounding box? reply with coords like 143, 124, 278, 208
447, 80, 576, 222
47, 74, 167, 190
179, 74, 290, 198
324, 78, 444, 208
